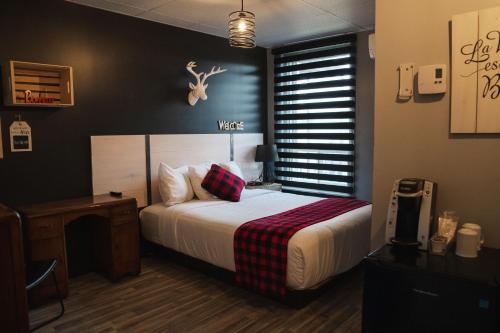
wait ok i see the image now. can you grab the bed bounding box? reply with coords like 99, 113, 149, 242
140, 188, 371, 290
90, 133, 372, 293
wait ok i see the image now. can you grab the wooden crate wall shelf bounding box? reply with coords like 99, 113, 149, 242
2, 60, 74, 107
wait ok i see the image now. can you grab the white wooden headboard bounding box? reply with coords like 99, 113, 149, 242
91, 133, 263, 207
149, 134, 231, 204
90, 135, 148, 207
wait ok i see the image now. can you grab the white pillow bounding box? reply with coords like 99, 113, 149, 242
158, 162, 194, 206
187, 163, 217, 200
219, 161, 245, 181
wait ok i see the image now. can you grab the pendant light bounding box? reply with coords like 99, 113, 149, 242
228, 0, 256, 48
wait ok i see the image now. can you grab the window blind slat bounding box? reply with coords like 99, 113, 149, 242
278, 180, 354, 194
275, 111, 355, 121
275, 132, 354, 140
272, 34, 356, 55
275, 45, 355, 66
276, 161, 354, 172
276, 171, 353, 183
275, 68, 355, 84
281, 188, 340, 198
275, 78, 356, 93
277, 142, 354, 151
278, 152, 354, 162
275, 122, 355, 130
275, 57, 356, 74
275, 90, 355, 103
275, 101, 355, 111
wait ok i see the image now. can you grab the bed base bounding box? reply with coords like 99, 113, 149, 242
142, 239, 359, 308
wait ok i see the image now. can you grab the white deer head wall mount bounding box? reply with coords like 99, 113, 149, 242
186, 61, 227, 106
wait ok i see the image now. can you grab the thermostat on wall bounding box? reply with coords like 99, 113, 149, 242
418, 64, 447, 94
398, 63, 415, 99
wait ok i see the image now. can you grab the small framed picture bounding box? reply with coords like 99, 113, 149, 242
10, 120, 32, 152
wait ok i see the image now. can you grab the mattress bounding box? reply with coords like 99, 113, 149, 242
140, 189, 372, 290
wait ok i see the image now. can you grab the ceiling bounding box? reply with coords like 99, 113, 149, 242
66, 0, 374, 48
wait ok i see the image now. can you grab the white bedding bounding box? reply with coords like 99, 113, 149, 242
140, 189, 372, 290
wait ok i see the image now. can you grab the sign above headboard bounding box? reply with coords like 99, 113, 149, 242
217, 120, 244, 131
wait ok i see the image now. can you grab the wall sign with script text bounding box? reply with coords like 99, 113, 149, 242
217, 120, 244, 131
451, 6, 500, 133
9, 121, 32, 152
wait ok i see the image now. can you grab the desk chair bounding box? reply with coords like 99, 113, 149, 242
26, 259, 65, 332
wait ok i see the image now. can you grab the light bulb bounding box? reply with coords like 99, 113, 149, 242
238, 20, 247, 32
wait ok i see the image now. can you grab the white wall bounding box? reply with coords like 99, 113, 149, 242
373, 0, 500, 249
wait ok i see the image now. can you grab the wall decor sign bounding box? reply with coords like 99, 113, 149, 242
451, 6, 500, 133
2, 61, 74, 107
9, 120, 32, 152
218, 120, 244, 131
24, 89, 55, 104
186, 61, 227, 106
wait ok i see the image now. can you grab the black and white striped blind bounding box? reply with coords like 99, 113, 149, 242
272, 34, 357, 198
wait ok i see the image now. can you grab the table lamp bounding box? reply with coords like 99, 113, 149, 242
255, 144, 279, 183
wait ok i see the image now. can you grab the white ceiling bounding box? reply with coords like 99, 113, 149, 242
66, 0, 374, 48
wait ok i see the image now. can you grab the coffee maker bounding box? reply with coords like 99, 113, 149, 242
385, 178, 437, 250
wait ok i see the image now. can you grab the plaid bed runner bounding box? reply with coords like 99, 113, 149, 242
234, 197, 370, 297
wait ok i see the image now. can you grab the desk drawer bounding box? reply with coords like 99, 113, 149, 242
111, 203, 137, 226
111, 204, 136, 219
28, 216, 63, 240
112, 216, 137, 226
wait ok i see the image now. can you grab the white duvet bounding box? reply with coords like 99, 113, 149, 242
140, 189, 372, 290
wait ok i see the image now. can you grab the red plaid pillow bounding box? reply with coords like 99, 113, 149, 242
201, 164, 245, 202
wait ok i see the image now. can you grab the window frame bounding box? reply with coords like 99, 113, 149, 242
272, 34, 357, 198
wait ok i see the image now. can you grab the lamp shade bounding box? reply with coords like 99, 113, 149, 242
228, 0, 256, 48
255, 144, 279, 162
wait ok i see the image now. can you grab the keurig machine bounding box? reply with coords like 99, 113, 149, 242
385, 178, 437, 250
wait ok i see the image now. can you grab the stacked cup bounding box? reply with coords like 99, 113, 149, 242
456, 223, 483, 258
462, 223, 483, 250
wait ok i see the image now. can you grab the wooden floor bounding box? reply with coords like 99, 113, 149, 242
30, 256, 364, 333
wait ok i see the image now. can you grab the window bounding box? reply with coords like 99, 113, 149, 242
272, 34, 356, 198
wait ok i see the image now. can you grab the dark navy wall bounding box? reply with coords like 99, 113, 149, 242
0, 0, 267, 206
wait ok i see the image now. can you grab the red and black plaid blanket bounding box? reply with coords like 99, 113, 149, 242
234, 197, 370, 297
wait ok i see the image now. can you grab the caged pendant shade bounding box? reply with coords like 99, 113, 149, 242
228, 0, 256, 48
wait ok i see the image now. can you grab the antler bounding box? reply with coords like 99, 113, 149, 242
186, 61, 203, 84
201, 66, 227, 84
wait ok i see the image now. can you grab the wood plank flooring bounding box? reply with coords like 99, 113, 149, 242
30, 256, 364, 333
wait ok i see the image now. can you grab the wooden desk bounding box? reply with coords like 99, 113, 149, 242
18, 194, 140, 306
0, 204, 29, 332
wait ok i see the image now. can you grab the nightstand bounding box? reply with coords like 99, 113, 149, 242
245, 183, 282, 191
362, 245, 500, 332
